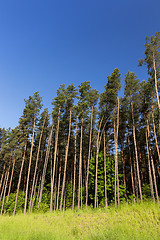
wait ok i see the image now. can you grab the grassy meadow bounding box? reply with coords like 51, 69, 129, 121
0, 201, 159, 240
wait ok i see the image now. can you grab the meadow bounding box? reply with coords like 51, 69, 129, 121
0, 201, 159, 240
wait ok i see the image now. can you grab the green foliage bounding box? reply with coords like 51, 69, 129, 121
89, 151, 125, 206
0, 191, 25, 214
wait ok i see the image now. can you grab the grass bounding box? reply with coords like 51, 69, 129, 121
0, 201, 160, 239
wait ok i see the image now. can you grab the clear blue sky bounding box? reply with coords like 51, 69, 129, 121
0, 0, 159, 129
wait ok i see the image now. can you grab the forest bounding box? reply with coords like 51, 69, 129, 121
0, 32, 160, 215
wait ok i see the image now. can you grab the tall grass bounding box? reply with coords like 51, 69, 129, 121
0, 201, 159, 239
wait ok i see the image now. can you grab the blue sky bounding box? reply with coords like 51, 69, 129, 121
0, 0, 160, 129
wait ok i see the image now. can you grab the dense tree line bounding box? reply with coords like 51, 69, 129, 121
0, 33, 160, 214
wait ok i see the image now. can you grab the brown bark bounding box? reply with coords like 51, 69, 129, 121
13, 140, 27, 215
50, 108, 60, 212
147, 119, 159, 203
151, 103, 160, 176
104, 132, 107, 208
121, 146, 127, 198
24, 113, 36, 214
128, 136, 135, 203
78, 118, 83, 209
94, 116, 103, 208
85, 105, 93, 208
6, 156, 16, 204
0, 169, 7, 202
38, 124, 54, 209
131, 99, 143, 203
56, 156, 62, 210
60, 108, 72, 210
114, 96, 120, 208
1, 165, 10, 214
72, 117, 78, 210
146, 130, 155, 202
29, 115, 46, 213
153, 53, 160, 132
0, 164, 6, 192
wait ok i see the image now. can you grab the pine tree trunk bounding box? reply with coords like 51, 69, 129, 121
114, 119, 117, 208
36, 175, 42, 202
85, 105, 93, 208
56, 156, 62, 210
0, 168, 7, 202
38, 124, 54, 209
29, 115, 46, 213
151, 103, 160, 176
116, 96, 120, 207
128, 135, 135, 203
13, 140, 27, 216
133, 154, 139, 202
131, 99, 143, 203
50, 108, 60, 212
153, 53, 160, 132
146, 130, 155, 202
147, 119, 159, 203
121, 147, 126, 198
103, 132, 107, 208
54, 179, 57, 211
78, 118, 83, 209
60, 108, 72, 210
94, 116, 103, 208
30, 172, 39, 212
24, 113, 36, 214
6, 156, 16, 204
0, 164, 6, 193
114, 96, 120, 208
81, 172, 83, 209
72, 117, 78, 210
138, 146, 143, 187
1, 165, 10, 214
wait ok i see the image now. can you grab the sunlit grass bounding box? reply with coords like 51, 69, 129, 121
0, 201, 159, 239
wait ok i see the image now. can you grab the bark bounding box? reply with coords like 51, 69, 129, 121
94, 116, 103, 208
78, 118, 83, 209
147, 119, 159, 203
24, 113, 36, 214
114, 96, 120, 208
30, 172, 39, 212
85, 105, 93, 208
146, 130, 155, 202
60, 108, 72, 210
133, 154, 139, 202
131, 98, 143, 203
138, 146, 144, 186
116, 97, 120, 207
56, 156, 62, 210
29, 115, 46, 213
0, 169, 7, 202
72, 117, 78, 210
128, 136, 135, 203
54, 179, 57, 211
50, 108, 60, 212
13, 140, 27, 216
121, 147, 127, 198
0, 164, 6, 192
151, 103, 160, 176
6, 157, 16, 204
153, 53, 160, 132
1, 165, 10, 214
103, 132, 107, 208
114, 120, 117, 208
36, 175, 42, 202
38, 124, 54, 209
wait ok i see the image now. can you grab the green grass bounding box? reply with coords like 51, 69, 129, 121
0, 201, 160, 239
